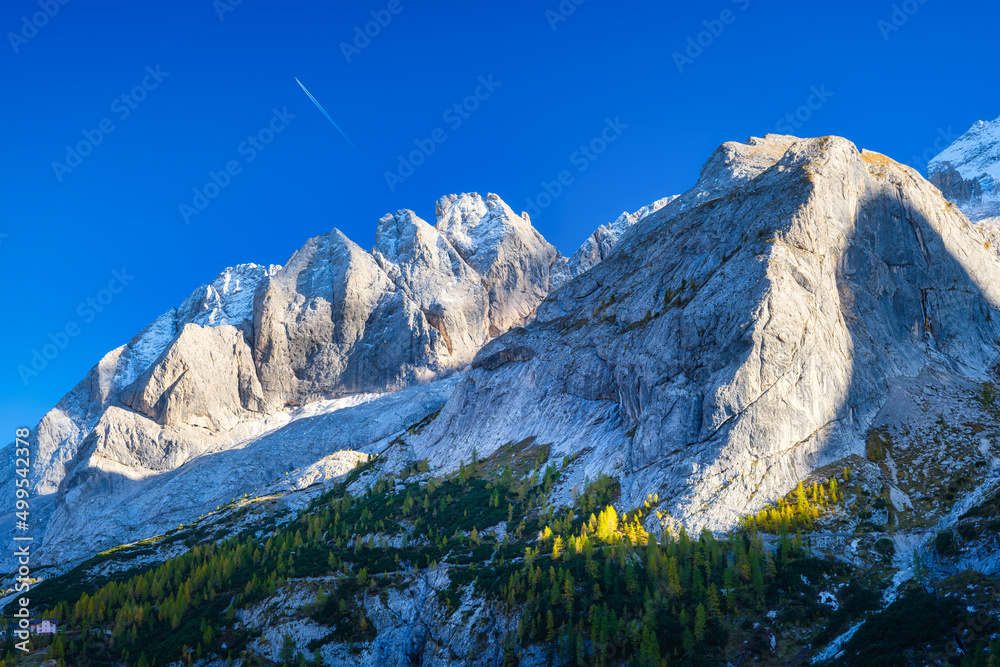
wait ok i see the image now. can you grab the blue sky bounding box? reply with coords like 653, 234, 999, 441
0, 0, 997, 440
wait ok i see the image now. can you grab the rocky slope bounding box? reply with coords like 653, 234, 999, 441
3, 192, 654, 570
414, 134, 1000, 533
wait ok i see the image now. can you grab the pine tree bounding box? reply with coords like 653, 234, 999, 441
639, 625, 660, 667
707, 585, 722, 620
694, 603, 707, 642
596, 506, 619, 542
562, 576, 574, 617
682, 627, 695, 654
751, 557, 765, 605
279, 633, 296, 665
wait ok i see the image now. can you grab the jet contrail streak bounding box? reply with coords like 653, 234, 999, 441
295, 77, 358, 152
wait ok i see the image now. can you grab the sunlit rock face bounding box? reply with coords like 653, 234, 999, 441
4, 192, 567, 568
414, 134, 1000, 531
435, 192, 559, 336
928, 116, 1000, 223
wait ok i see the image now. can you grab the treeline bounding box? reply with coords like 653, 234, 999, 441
480, 496, 825, 665
31, 451, 858, 666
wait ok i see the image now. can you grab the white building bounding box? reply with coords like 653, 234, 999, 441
30, 619, 59, 635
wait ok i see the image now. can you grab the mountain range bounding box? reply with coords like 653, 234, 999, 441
4, 120, 1000, 666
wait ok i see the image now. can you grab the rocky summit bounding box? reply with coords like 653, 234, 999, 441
5, 132, 1000, 666
928, 115, 1000, 224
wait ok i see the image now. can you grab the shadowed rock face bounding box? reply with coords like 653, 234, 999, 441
413, 135, 1000, 531
929, 161, 983, 205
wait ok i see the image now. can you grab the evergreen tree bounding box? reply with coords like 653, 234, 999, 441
279, 633, 296, 665
694, 603, 707, 642
682, 627, 695, 655
562, 576, 574, 617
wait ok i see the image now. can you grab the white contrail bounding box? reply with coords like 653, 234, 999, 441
294, 77, 358, 152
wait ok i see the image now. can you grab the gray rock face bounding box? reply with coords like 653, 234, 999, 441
928, 116, 1000, 223
414, 134, 1000, 531
121, 323, 265, 431
372, 209, 490, 363
435, 193, 558, 335
251, 228, 443, 410
41, 378, 458, 564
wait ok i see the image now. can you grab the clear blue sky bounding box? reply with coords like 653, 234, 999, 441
1, 0, 997, 440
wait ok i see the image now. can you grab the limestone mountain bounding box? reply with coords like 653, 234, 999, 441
1, 192, 603, 567
5, 132, 1000, 666
414, 134, 1000, 532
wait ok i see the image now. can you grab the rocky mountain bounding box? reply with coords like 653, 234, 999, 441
5, 132, 1000, 666
415, 134, 1000, 532
2, 192, 653, 568
928, 115, 1000, 223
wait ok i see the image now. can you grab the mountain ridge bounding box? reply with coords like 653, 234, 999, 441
3, 189, 669, 570
5, 130, 1000, 667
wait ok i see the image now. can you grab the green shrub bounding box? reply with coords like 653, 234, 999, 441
874, 538, 895, 556
935, 530, 958, 555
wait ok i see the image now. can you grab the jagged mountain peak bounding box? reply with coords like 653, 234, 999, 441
435, 192, 547, 263
928, 115, 1000, 223
929, 115, 1000, 184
